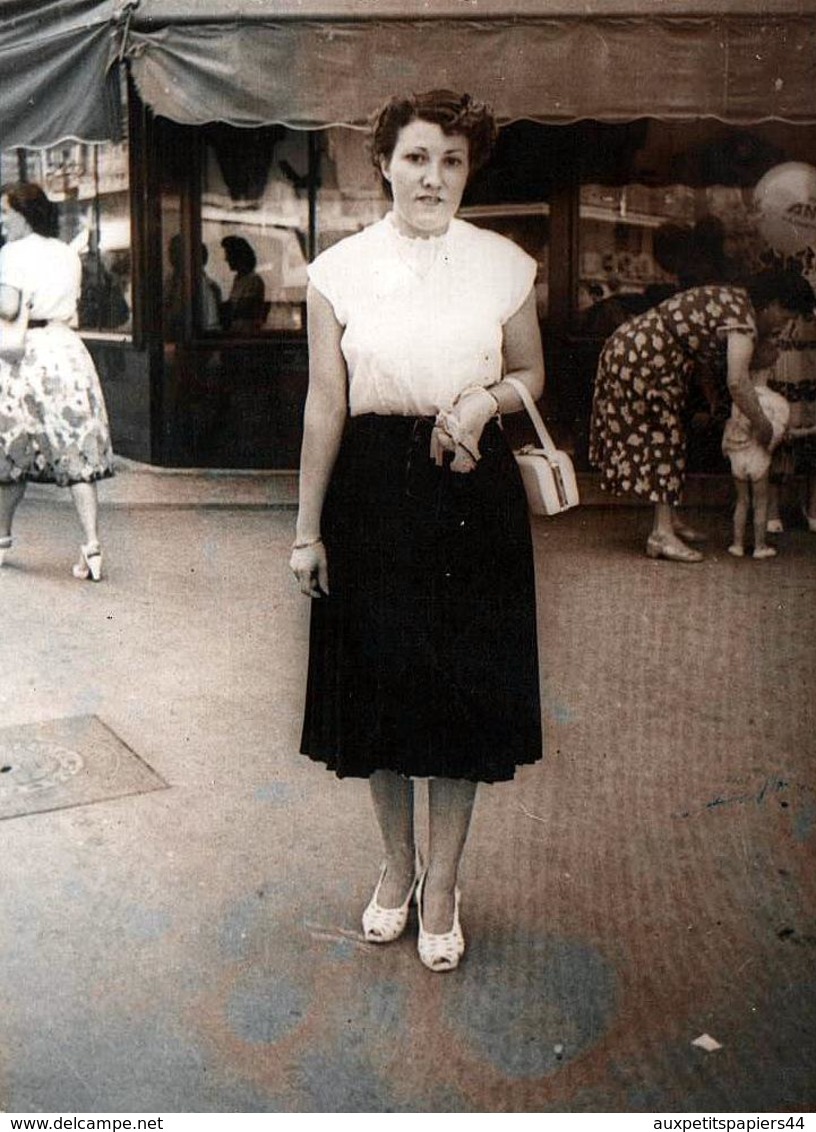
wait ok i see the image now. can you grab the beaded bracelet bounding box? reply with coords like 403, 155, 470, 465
292, 535, 323, 550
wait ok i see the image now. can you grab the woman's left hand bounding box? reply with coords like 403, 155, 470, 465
430, 387, 497, 474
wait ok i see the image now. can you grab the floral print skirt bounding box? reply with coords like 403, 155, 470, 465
0, 324, 114, 486
589, 323, 691, 505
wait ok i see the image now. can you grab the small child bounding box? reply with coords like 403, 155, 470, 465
722, 368, 790, 559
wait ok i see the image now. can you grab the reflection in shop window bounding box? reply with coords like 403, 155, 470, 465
0, 141, 132, 334
316, 127, 388, 254
201, 128, 309, 333
576, 182, 768, 335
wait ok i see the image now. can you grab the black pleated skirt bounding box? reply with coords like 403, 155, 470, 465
300, 414, 543, 782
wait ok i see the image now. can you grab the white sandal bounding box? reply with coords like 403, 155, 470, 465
72, 543, 103, 582
416, 871, 465, 973
362, 862, 417, 943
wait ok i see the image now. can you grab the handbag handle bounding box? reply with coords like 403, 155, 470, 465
503, 376, 560, 459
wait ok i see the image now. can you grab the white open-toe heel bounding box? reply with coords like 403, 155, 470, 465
0, 536, 12, 567
72, 543, 103, 582
362, 862, 418, 943
416, 871, 465, 973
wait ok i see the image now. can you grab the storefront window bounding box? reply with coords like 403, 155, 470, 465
464, 122, 552, 321
574, 121, 812, 333
199, 126, 309, 334
180, 120, 554, 339
315, 126, 388, 254
0, 141, 132, 334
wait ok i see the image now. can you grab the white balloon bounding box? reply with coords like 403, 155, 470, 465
754, 161, 816, 255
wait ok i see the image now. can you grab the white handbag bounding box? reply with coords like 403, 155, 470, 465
504, 376, 580, 516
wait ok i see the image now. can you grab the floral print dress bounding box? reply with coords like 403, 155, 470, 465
0, 233, 113, 487
0, 325, 113, 486
589, 285, 756, 504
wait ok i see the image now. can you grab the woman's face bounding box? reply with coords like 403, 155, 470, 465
380, 119, 470, 238
756, 300, 794, 340
0, 196, 29, 243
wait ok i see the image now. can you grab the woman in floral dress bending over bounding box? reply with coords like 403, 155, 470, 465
589, 270, 814, 561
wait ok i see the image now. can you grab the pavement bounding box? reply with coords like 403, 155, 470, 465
0, 461, 814, 1114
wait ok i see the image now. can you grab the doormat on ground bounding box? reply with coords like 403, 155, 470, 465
0, 715, 167, 821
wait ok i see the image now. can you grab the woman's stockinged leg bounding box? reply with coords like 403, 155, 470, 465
648, 500, 704, 562
368, 769, 416, 907
0, 481, 26, 539
651, 501, 674, 539
423, 777, 478, 933
69, 482, 100, 548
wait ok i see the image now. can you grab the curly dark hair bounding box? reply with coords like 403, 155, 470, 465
370, 90, 498, 195
745, 268, 815, 318
1, 181, 59, 238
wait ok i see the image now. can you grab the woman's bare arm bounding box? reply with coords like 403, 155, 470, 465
0, 284, 22, 323
726, 331, 773, 448
290, 283, 348, 597
494, 288, 545, 413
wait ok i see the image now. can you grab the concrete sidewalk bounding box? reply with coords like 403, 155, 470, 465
25, 457, 301, 511
25, 457, 737, 511
0, 475, 813, 1113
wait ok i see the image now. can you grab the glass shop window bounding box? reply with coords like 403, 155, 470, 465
573, 122, 805, 334
461, 121, 554, 324
576, 181, 774, 336
0, 141, 132, 334
577, 183, 697, 336
200, 125, 309, 334
314, 126, 388, 251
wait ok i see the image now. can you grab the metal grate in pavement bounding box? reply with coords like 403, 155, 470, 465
0, 715, 167, 821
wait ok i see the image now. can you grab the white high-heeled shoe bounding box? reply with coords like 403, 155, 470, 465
362, 862, 418, 943
72, 543, 103, 582
416, 871, 465, 973
0, 536, 11, 567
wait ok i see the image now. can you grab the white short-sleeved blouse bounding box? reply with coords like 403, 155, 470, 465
308, 214, 537, 416
0, 233, 82, 323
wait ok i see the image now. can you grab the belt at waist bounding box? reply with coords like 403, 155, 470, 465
29, 319, 49, 328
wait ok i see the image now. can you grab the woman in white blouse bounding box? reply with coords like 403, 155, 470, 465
0, 182, 113, 580
290, 92, 545, 972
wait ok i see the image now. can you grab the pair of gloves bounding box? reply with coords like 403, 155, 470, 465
430, 385, 500, 473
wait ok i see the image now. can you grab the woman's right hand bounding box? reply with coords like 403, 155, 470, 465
290, 541, 329, 598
